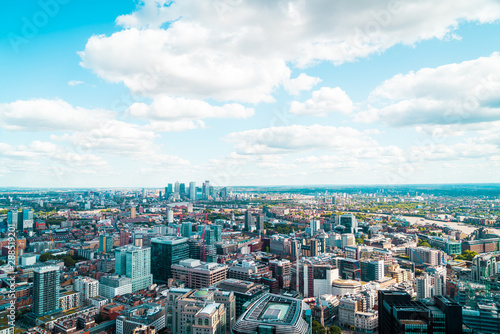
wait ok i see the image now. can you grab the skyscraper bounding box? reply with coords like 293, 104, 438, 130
151, 236, 189, 283
100, 234, 113, 254
179, 183, 186, 194
33, 266, 61, 317
115, 246, 153, 292
202, 180, 210, 199
189, 181, 196, 200
244, 211, 254, 231
174, 181, 180, 194
7, 210, 18, 230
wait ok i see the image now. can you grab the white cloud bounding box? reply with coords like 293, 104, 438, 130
226, 124, 377, 155
128, 96, 254, 121
68, 80, 84, 86
80, 0, 500, 105
289, 87, 353, 116
284, 73, 322, 95
0, 99, 115, 132
366, 52, 500, 126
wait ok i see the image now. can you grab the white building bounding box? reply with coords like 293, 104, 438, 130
416, 274, 430, 300
74, 276, 99, 302
354, 311, 378, 333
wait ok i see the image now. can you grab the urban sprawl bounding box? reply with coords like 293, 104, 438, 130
1, 183, 500, 334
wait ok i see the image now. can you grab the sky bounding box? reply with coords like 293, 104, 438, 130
1, 0, 500, 188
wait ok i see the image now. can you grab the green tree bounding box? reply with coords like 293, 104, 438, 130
356, 237, 364, 245
329, 325, 342, 334
62, 256, 76, 268
39, 252, 55, 262
312, 320, 326, 334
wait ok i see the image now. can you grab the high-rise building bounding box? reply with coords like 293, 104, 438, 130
256, 215, 265, 232
269, 259, 292, 290
21, 208, 34, 230
416, 274, 431, 300
339, 214, 358, 234
74, 276, 99, 303
244, 211, 254, 231
202, 180, 210, 199
115, 246, 153, 292
120, 231, 131, 246
130, 207, 137, 219
310, 239, 319, 256
33, 266, 61, 317
181, 222, 193, 238
7, 209, 18, 230
360, 260, 384, 282
100, 234, 113, 254
174, 181, 180, 194
409, 247, 442, 267
189, 182, 196, 200
167, 184, 173, 195
212, 224, 222, 243
378, 290, 465, 334
179, 183, 186, 194
151, 236, 189, 283
310, 219, 320, 235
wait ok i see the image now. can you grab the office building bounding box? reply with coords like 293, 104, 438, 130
303, 264, 339, 298
244, 210, 254, 231
203, 180, 210, 199
378, 290, 467, 334
116, 304, 165, 334
409, 247, 442, 267
171, 259, 228, 289
339, 258, 361, 280
181, 222, 193, 238
174, 181, 180, 194
99, 276, 132, 299
232, 294, 309, 334
179, 183, 186, 194
360, 260, 384, 282
339, 214, 358, 234
269, 259, 291, 290
164, 289, 232, 334
342, 234, 356, 249
115, 246, 153, 292
151, 236, 189, 283
214, 279, 269, 317
471, 253, 496, 281
33, 266, 61, 317
189, 181, 196, 200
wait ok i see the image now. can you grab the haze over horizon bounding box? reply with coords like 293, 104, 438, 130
1, 0, 500, 187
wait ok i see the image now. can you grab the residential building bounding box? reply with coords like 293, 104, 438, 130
33, 266, 61, 317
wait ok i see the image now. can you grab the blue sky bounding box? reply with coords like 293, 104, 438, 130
1, 0, 500, 188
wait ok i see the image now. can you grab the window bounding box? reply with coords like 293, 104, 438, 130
204, 318, 209, 326
198, 318, 202, 325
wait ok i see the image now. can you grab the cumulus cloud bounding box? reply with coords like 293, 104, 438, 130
80, 0, 500, 105
0, 99, 115, 132
364, 52, 500, 126
226, 124, 378, 155
289, 87, 353, 116
128, 96, 254, 121
284, 73, 322, 95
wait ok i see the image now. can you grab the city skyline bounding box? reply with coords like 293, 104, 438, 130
1, 1, 500, 187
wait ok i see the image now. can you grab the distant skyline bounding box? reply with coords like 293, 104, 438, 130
1, 1, 500, 187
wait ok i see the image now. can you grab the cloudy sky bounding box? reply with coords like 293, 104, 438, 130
1, 0, 500, 188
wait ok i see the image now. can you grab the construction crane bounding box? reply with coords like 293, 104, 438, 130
177, 214, 183, 237
201, 212, 209, 261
